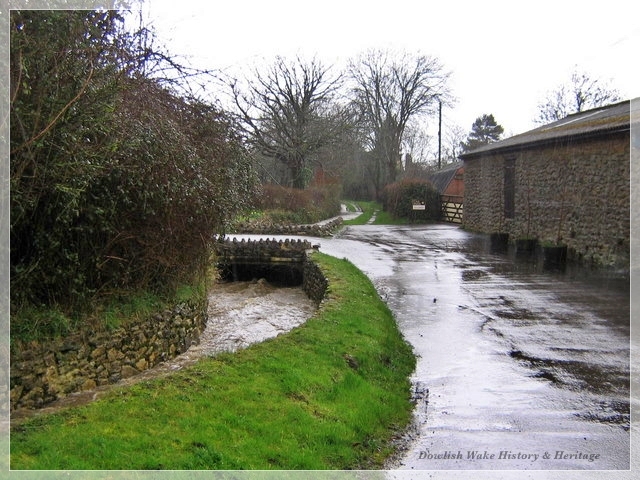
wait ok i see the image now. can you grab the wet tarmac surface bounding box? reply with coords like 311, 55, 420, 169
348, 225, 629, 471
256, 222, 632, 476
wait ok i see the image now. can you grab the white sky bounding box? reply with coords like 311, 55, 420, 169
142, 0, 639, 144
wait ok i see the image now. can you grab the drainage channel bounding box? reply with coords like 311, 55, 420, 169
11, 277, 316, 425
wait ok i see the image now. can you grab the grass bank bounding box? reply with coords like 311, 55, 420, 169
11, 279, 208, 348
11, 252, 416, 470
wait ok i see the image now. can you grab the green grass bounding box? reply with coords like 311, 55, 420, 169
11, 279, 207, 346
342, 201, 379, 225
11, 252, 416, 470
234, 208, 332, 226
343, 201, 409, 226
373, 210, 409, 225
341, 201, 359, 213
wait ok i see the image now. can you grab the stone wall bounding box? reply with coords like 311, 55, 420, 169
10, 241, 330, 412
214, 237, 312, 262
303, 254, 329, 305
214, 237, 327, 303
463, 132, 630, 268
231, 217, 343, 237
10, 300, 207, 411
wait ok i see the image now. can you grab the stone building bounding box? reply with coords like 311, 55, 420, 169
459, 100, 632, 268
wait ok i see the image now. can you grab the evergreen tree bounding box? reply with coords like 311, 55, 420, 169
460, 114, 504, 152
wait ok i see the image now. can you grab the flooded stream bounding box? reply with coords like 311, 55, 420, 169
11, 279, 316, 422
136, 279, 317, 376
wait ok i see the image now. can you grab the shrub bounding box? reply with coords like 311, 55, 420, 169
10, 11, 257, 313
381, 178, 441, 221
253, 183, 341, 223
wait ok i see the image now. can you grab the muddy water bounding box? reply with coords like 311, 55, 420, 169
186, 279, 316, 358
11, 280, 316, 423
132, 279, 316, 378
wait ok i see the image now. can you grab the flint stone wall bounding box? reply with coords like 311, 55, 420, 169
463, 132, 630, 268
10, 241, 329, 411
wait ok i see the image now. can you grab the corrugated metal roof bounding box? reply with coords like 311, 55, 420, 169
429, 161, 463, 194
459, 99, 633, 159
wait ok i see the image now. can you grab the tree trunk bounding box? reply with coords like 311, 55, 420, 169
289, 155, 306, 189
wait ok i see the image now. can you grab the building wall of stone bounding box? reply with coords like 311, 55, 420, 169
464, 154, 506, 233
463, 132, 630, 267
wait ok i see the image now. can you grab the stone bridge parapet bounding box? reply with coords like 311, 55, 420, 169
214, 238, 327, 303
214, 237, 313, 264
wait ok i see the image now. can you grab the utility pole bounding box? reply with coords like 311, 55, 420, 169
437, 100, 442, 170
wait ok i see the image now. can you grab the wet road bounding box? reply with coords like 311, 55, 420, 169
286, 222, 633, 476
12, 220, 633, 478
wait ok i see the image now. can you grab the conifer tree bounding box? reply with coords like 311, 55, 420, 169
460, 114, 504, 152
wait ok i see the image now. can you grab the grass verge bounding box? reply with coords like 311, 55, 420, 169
10, 278, 208, 348
11, 252, 416, 470
343, 201, 409, 226
342, 201, 379, 225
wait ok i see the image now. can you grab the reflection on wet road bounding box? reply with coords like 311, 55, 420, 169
305, 224, 631, 472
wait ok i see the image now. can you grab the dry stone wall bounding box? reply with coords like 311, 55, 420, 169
232, 217, 343, 237
303, 255, 329, 305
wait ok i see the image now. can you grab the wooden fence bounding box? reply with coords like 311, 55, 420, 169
441, 195, 463, 223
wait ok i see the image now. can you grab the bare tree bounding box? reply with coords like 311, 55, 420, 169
348, 49, 450, 192
441, 124, 467, 164
229, 56, 345, 189
535, 70, 621, 124
401, 121, 433, 166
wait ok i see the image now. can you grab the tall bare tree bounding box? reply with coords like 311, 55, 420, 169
535, 70, 621, 124
348, 49, 450, 192
401, 121, 433, 166
230, 56, 345, 189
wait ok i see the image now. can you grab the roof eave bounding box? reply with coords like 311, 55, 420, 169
459, 124, 630, 161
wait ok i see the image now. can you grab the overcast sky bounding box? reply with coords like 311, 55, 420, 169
141, 0, 639, 143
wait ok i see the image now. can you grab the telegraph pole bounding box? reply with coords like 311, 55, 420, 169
437, 100, 442, 170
